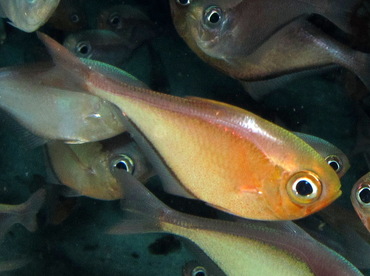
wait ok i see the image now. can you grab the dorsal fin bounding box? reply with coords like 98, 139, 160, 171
36, 32, 92, 82
37, 32, 149, 91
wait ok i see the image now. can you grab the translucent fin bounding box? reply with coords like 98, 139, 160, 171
36, 32, 91, 87
0, 110, 48, 149
37, 32, 148, 92
318, 0, 362, 34
108, 169, 172, 235
240, 65, 340, 101
347, 51, 370, 91
0, 257, 32, 273
17, 189, 46, 232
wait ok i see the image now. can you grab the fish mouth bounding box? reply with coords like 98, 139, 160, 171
289, 185, 342, 220
309, 187, 342, 216
187, 8, 218, 46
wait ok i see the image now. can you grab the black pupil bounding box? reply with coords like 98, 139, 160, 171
178, 0, 189, 5
116, 161, 128, 171
195, 272, 205, 276
209, 11, 220, 23
110, 16, 120, 26
296, 180, 313, 196
70, 14, 79, 23
359, 188, 370, 204
328, 160, 340, 172
78, 44, 89, 55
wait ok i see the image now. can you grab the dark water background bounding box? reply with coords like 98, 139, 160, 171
0, 0, 369, 275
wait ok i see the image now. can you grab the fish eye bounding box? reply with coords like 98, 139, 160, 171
176, 0, 191, 6
325, 155, 342, 173
203, 6, 223, 27
357, 186, 370, 206
108, 13, 121, 28
287, 171, 322, 204
110, 154, 135, 175
75, 41, 91, 56
70, 13, 80, 23
192, 266, 207, 276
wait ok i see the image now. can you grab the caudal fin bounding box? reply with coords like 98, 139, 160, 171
350, 51, 370, 91
37, 32, 91, 80
17, 189, 46, 232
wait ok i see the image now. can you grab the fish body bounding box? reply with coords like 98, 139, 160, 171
169, 0, 370, 88
47, 133, 155, 200
0, 189, 45, 240
63, 30, 135, 66
0, 57, 148, 143
351, 172, 370, 232
39, 32, 342, 220
0, 0, 60, 32
109, 170, 361, 276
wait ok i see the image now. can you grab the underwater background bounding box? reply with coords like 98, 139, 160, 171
0, 0, 369, 275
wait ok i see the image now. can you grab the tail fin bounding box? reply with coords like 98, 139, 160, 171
37, 32, 91, 80
322, 0, 361, 34
351, 51, 370, 91
17, 189, 46, 232
107, 170, 172, 235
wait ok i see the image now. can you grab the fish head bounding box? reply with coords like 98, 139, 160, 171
63, 32, 93, 59
63, 30, 126, 62
351, 173, 370, 232
293, 132, 350, 178
169, 0, 244, 60
8, 0, 60, 32
106, 133, 155, 184
324, 154, 350, 178
254, 134, 342, 220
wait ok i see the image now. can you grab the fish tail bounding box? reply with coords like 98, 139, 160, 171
350, 51, 370, 90
318, 0, 362, 34
108, 170, 173, 235
36, 32, 92, 89
17, 189, 46, 232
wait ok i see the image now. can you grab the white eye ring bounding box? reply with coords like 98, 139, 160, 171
325, 155, 342, 173
291, 177, 318, 199
110, 154, 135, 174
70, 13, 80, 23
176, 0, 191, 6
204, 6, 223, 27
192, 266, 207, 276
287, 171, 322, 205
356, 186, 370, 206
75, 41, 91, 56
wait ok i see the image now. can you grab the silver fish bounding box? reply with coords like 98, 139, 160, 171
0, 189, 45, 240
0, 0, 60, 32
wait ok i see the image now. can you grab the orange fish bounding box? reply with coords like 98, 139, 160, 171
351, 172, 370, 232
38, 32, 341, 220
